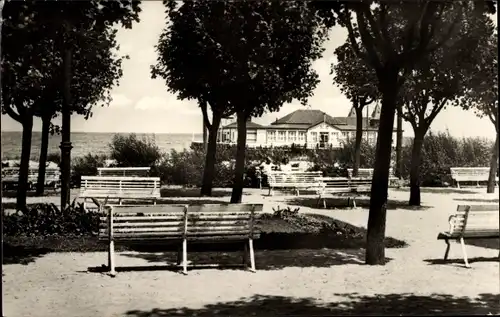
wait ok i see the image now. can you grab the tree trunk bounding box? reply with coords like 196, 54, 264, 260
486, 131, 499, 194
396, 105, 403, 179
409, 130, 425, 206
200, 115, 221, 196
230, 111, 247, 203
202, 121, 208, 152
353, 107, 363, 177
36, 115, 51, 196
17, 115, 34, 211
60, 47, 73, 210
366, 76, 398, 266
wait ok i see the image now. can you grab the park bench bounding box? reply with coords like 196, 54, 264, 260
97, 167, 151, 177
315, 176, 373, 208
80, 176, 161, 211
98, 203, 263, 275
450, 167, 498, 188
347, 168, 399, 183
437, 204, 499, 268
1, 167, 60, 190
267, 171, 323, 196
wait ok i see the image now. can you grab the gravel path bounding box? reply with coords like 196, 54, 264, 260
3, 188, 499, 316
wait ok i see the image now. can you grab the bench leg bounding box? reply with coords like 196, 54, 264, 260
316, 195, 322, 208
176, 246, 182, 266
108, 240, 116, 276
296, 188, 300, 196
248, 238, 256, 272
456, 181, 460, 189
268, 187, 273, 196
182, 238, 188, 275
443, 239, 451, 260
242, 242, 249, 267
459, 237, 470, 268
351, 197, 357, 209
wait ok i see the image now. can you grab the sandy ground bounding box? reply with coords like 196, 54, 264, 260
3, 187, 500, 316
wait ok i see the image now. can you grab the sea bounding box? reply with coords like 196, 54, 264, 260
1, 131, 203, 160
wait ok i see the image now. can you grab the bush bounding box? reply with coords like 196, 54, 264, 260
109, 133, 163, 168
47, 152, 61, 165
3, 201, 101, 237
401, 131, 493, 186
72, 153, 107, 187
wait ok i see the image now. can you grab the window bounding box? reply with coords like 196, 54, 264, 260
267, 130, 276, 142
298, 131, 306, 142
247, 130, 257, 143
278, 131, 286, 141
288, 131, 297, 142
342, 132, 348, 138
319, 132, 329, 148
311, 132, 318, 143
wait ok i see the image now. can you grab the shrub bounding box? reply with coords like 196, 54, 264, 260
3, 201, 101, 237
47, 152, 61, 165
72, 153, 107, 187
109, 133, 163, 168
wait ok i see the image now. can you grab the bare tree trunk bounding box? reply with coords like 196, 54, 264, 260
17, 115, 34, 211
230, 111, 247, 203
36, 115, 51, 196
200, 115, 221, 196
60, 47, 73, 210
396, 105, 403, 179
353, 107, 363, 177
366, 77, 398, 265
487, 131, 499, 194
202, 121, 208, 152
409, 130, 425, 206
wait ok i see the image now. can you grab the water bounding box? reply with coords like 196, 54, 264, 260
1, 131, 203, 160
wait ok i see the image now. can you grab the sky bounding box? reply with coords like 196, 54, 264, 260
1, 2, 497, 140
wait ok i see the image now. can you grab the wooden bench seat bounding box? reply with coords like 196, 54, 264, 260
97, 167, 151, 177
80, 176, 161, 210
99, 203, 263, 275
437, 204, 499, 268
347, 168, 399, 183
450, 167, 499, 188
267, 171, 323, 196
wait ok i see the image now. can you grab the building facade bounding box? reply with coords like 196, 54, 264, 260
217, 106, 401, 149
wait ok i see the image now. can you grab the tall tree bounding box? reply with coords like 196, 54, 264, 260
314, 1, 496, 264
154, 1, 326, 202
32, 26, 127, 196
332, 42, 379, 176
152, 0, 236, 196
462, 30, 498, 193
1, 0, 140, 209
399, 13, 495, 206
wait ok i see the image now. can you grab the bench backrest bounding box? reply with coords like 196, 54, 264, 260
319, 177, 350, 190
347, 168, 394, 179
99, 203, 263, 240
268, 171, 323, 185
448, 205, 499, 236
98, 167, 151, 177
186, 204, 262, 239
80, 176, 161, 198
450, 167, 490, 181
2, 167, 60, 182
99, 204, 188, 240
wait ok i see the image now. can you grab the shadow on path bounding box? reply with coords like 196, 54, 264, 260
3, 243, 53, 265
424, 256, 499, 266
124, 293, 500, 316
287, 197, 431, 211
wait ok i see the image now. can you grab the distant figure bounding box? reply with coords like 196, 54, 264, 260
279, 157, 292, 172
260, 157, 274, 187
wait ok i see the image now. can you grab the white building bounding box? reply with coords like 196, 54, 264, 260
217, 106, 401, 149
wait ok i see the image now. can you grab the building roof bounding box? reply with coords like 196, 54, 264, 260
223, 121, 264, 129
271, 109, 343, 127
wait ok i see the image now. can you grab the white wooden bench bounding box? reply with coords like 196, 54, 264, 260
98, 203, 263, 276
347, 168, 399, 183
267, 171, 323, 196
97, 167, 151, 177
315, 176, 373, 208
437, 204, 499, 268
80, 176, 161, 210
1, 167, 60, 190
450, 167, 498, 188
